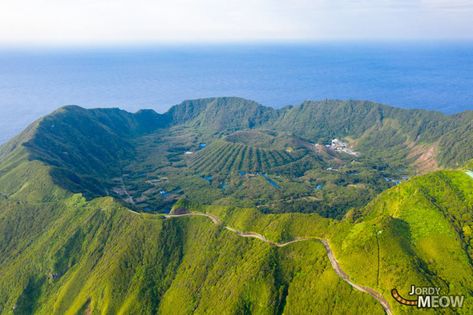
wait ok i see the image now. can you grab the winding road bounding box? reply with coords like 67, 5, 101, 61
164, 211, 393, 315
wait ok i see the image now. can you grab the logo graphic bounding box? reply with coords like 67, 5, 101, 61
392, 285, 464, 309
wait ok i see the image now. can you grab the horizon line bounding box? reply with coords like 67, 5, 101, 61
1, 39, 473, 52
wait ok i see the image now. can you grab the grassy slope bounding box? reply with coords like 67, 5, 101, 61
1, 158, 472, 314
270, 100, 472, 168
200, 170, 473, 314
0, 162, 383, 314
334, 170, 473, 314
159, 98, 473, 168
4, 99, 471, 209
1, 100, 473, 314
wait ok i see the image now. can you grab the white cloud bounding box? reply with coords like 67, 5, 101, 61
0, 0, 471, 45
420, 0, 473, 9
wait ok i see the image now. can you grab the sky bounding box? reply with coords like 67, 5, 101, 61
0, 0, 472, 45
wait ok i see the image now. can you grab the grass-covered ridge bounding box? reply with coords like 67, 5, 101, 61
0, 97, 472, 314
1, 164, 472, 314
4, 97, 470, 217
0, 188, 385, 314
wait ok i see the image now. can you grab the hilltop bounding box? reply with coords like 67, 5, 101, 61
0, 97, 472, 314
2, 97, 471, 215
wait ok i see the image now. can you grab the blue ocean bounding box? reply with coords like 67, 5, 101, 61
0, 42, 472, 143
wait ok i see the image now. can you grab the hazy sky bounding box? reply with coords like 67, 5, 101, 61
0, 0, 472, 45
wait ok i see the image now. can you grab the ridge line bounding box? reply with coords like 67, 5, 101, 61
163, 211, 393, 315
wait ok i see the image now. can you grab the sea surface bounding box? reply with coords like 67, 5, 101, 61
1, 42, 472, 143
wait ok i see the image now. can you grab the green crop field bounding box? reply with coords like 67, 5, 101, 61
189, 140, 302, 174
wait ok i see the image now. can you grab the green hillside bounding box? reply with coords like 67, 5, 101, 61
0, 97, 472, 314
1, 161, 472, 314
165, 97, 277, 133
334, 170, 473, 314
270, 100, 472, 168
0, 155, 385, 314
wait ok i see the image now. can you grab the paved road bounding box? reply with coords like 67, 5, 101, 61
320, 239, 393, 315
164, 211, 393, 315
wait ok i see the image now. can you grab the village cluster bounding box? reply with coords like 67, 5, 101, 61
322, 138, 359, 156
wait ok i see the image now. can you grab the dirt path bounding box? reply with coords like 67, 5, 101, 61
164, 211, 392, 315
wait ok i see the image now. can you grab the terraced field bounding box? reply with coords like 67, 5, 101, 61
189, 140, 306, 175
